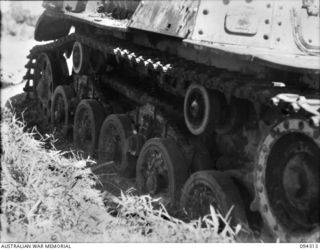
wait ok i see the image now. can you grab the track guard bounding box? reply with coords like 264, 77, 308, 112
35, 11, 71, 41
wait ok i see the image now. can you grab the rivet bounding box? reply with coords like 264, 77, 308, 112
278, 21, 282, 26
203, 9, 209, 15
308, 39, 313, 44
265, 19, 270, 24
223, 0, 230, 5
263, 34, 269, 40
276, 37, 281, 42
266, 3, 271, 8
198, 30, 204, 35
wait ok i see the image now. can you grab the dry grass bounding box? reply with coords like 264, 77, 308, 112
0, 109, 239, 242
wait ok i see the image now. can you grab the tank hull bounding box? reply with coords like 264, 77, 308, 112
36, 0, 320, 73
23, 0, 320, 242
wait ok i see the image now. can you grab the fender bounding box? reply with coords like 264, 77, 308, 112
35, 10, 71, 41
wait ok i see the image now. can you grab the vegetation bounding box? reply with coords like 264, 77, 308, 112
0, 108, 239, 242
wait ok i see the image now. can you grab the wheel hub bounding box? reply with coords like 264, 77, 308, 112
53, 94, 65, 124
103, 124, 122, 166
190, 100, 200, 118
73, 47, 81, 70
283, 153, 318, 212
142, 148, 168, 195
186, 184, 219, 219
186, 91, 205, 127
76, 111, 93, 149
34, 53, 56, 121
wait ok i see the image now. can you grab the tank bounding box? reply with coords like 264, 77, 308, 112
23, 0, 320, 242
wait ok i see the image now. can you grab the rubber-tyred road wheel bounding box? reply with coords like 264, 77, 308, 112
51, 85, 75, 137
180, 170, 248, 227
136, 138, 188, 206
98, 114, 135, 177
34, 52, 69, 121
73, 99, 105, 157
34, 53, 56, 121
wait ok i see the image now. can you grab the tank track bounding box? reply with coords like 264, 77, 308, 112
22, 31, 320, 242
24, 33, 320, 128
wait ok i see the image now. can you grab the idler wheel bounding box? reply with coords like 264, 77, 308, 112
180, 170, 247, 227
72, 41, 90, 74
98, 114, 135, 177
184, 84, 221, 135
253, 118, 320, 242
51, 85, 75, 137
73, 99, 105, 157
136, 138, 188, 206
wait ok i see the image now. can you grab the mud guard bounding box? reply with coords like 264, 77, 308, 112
35, 11, 71, 41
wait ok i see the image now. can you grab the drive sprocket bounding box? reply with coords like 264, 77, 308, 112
252, 118, 320, 242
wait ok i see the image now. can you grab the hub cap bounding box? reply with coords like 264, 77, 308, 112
140, 147, 169, 197
184, 184, 219, 220
52, 93, 66, 132
34, 53, 54, 120
283, 153, 318, 214
186, 90, 205, 128
75, 109, 93, 153
102, 124, 122, 166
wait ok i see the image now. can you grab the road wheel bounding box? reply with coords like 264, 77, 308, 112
73, 99, 105, 157
253, 118, 320, 242
51, 85, 75, 137
180, 170, 247, 227
98, 114, 135, 177
136, 138, 188, 206
33, 53, 61, 121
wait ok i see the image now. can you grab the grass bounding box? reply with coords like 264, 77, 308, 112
0, 108, 239, 242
